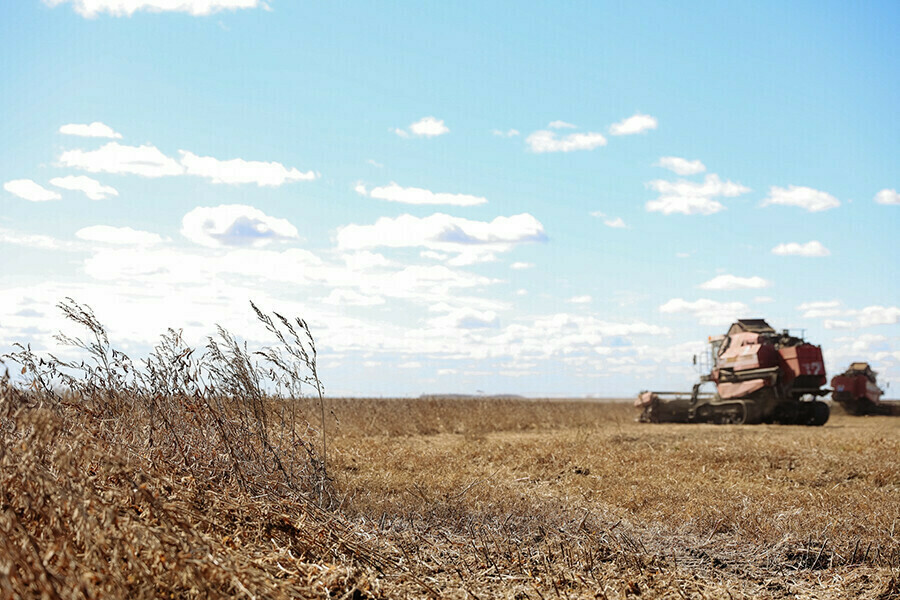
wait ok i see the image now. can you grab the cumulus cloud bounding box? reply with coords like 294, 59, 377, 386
59, 143, 184, 177
58, 121, 122, 138
0, 227, 72, 250
323, 289, 386, 307
831, 334, 889, 357
659, 298, 750, 326
50, 175, 118, 200
762, 185, 839, 212
771, 241, 830, 257
3, 179, 62, 202
510, 262, 533, 270
875, 189, 900, 205
548, 120, 576, 129
182, 204, 299, 248
357, 182, 487, 206
698, 274, 771, 291
589, 211, 626, 228
47, 0, 262, 17
394, 116, 449, 138
429, 307, 499, 329
525, 129, 607, 153
645, 174, 750, 215
609, 113, 657, 135
569, 295, 592, 304
336, 213, 547, 261
857, 306, 900, 328
76, 225, 163, 246
491, 129, 520, 137
797, 300, 842, 319
58, 144, 315, 186
178, 151, 317, 186
655, 156, 705, 176
798, 302, 900, 330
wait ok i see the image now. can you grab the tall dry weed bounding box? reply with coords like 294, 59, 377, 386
0, 299, 387, 599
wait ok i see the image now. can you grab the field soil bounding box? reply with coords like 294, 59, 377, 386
324, 397, 900, 599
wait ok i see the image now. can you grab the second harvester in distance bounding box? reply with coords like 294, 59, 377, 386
637, 319, 830, 426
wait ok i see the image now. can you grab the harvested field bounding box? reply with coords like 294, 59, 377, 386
2, 304, 898, 598
322, 397, 900, 599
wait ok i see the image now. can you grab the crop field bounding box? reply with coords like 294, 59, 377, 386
3, 389, 899, 599
324, 397, 900, 599
1, 304, 898, 599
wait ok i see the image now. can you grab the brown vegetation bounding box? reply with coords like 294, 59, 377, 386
2, 302, 898, 598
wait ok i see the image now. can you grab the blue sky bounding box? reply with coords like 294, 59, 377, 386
1, 0, 898, 397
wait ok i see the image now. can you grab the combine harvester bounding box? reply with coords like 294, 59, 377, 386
637, 319, 830, 426
831, 362, 899, 416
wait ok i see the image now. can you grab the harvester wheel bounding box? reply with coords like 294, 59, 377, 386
716, 403, 747, 425
810, 401, 829, 426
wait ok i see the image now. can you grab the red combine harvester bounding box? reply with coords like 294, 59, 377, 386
831, 362, 898, 415
637, 319, 830, 425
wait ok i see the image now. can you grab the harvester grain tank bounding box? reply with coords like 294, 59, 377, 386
636, 319, 830, 425
831, 362, 899, 415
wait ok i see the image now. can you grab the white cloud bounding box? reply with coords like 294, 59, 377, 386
3, 179, 62, 202
655, 156, 705, 176
491, 129, 520, 137
771, 241, 830, 257
58, 121, 122, 138
358, 182, 487, 206
569, 295, 592, 304
49, 175, 118, 200
336, 213, 547, 262
323, 289, 386, 307
59, 142, 184, 177
395, 116, 449, 138
182, 204, 299, 248
525, 129, 607, 153
429, 307, 499, 329
178, 151, 317, 186
646, 174, 750, 215
659, 298, 750, 326
510, 262, 533, 270
366, 159, 384, 168
762, 185, 839, 212
857, 306, 900, 328
798, 302, 900, 330
58, 143, 315, 186
609, 113, 657, 136
754, 296, 775, 304
832, 334, 888, 356
698, 274, 771, 291
548, 120, 576, 129
47, 0, 261, 17
76, 225, 163, 246
797, 300, 842, 319
590, 210, 625, 228
875, 189, 900, 205
0, 227, 72, 250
